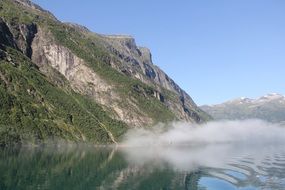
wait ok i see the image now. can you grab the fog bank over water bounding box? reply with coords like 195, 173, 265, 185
121, 120, 285, 173
120, 143, 285, 173
122, 120, 285, 147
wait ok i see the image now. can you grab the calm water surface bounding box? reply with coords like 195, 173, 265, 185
0, 144, 285, 190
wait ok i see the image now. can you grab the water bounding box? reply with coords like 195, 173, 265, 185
0, 144, 285, 190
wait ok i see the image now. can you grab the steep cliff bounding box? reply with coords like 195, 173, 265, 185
0, 0, 210, 146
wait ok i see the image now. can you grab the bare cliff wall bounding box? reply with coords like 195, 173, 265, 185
0, 0, 211, 146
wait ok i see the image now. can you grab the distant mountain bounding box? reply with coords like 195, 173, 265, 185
200, 93, 285, 123
0, 0, 210, 146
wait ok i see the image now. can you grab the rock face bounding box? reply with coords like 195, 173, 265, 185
31, 28, 152, 127
0, 0, 210, 145
99, 34, 207, 122
200, 93, 285, 123
0, 18, 17, 48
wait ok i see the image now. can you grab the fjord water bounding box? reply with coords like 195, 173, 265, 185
1, 144, 285, 190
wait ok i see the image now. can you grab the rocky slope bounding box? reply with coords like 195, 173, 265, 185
0, 0, 210, 146
200, 93, 285, 123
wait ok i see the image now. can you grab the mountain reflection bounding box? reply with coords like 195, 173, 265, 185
0, 144, 285, 190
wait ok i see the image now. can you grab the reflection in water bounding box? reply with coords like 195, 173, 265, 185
0, 144, 285, 190
0, 146, 127, 190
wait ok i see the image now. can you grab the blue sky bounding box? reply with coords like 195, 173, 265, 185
32, 0, 285, 105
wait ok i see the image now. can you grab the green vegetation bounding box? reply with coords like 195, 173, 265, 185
0, 0, 210, 146
0, 0, 172, 146
0, 0, 54, 24
0, 147, 191, 190
0, 47, 127, 146
0, 0, 174, 146
0, 0, 35, 24
0, 147, 128, 190
46, 21, 176, 123
0, 0, 176, 124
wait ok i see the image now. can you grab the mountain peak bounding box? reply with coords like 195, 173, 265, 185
263, 93, 283, 98
258, 93, 284, 102
0, 0, 211, 145
225, 93, 284, 105
103, 35, 134, 39
12, 0, 57, 20
13, 0, 43, 12
65, 23, 90, 33
200, 93, 285, 123
225, 97, 252, 104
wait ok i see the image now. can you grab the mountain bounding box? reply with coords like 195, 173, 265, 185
0, 0, 210, 146
200, 93, 285, 123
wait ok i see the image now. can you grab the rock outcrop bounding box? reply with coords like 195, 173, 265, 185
31, 27, 152, 127
100, 34, 208, 122
0, 0, 211, 145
